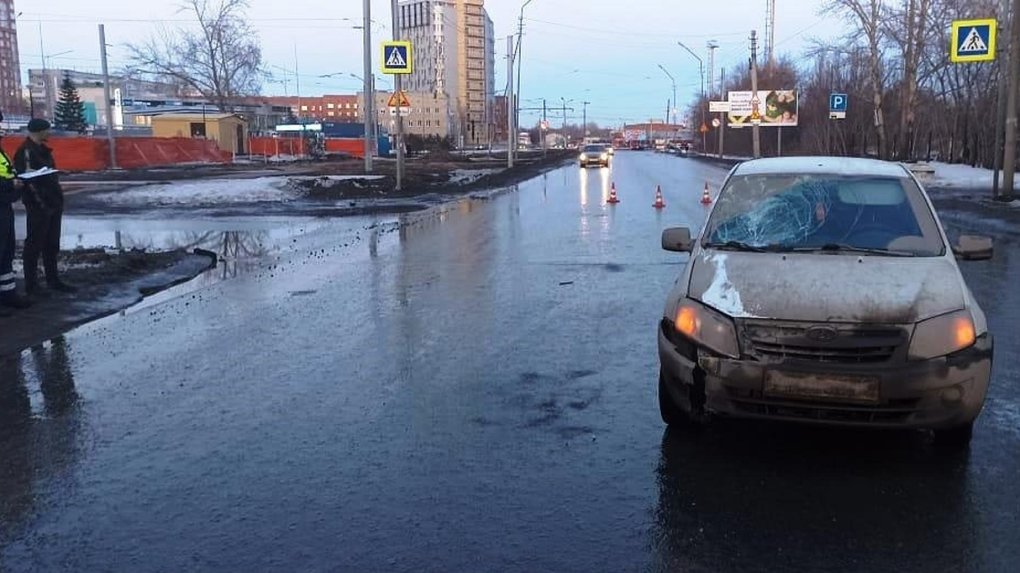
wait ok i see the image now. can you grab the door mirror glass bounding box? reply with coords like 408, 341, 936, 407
953, 235, 993, 261
662, 227, 693, 252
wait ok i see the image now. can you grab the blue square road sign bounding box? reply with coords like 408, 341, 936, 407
381, 42, 414, 74
951, 19, 996, 63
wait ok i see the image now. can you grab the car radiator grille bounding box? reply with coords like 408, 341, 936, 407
741, 322, 909, 364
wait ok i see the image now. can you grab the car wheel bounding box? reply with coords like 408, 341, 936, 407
933, 422, 974, 448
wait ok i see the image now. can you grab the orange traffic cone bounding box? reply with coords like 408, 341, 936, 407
700, 182, 713, 205
653, 185, 666, 209
607, 182, 620, 204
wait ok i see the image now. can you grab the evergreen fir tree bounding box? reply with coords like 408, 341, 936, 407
54, 74, 89, 133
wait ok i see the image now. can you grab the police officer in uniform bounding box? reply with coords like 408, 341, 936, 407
14, 118, 76, 295
0, 110, 32, 315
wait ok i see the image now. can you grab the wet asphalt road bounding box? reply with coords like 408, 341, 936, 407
1, 152, 1019, 572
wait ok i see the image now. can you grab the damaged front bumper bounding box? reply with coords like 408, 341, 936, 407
658, 322, 993, 429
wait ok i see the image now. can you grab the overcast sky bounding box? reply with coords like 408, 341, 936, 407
17, 0, 842, 125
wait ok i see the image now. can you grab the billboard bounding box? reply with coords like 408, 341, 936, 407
727, 90, 798, 127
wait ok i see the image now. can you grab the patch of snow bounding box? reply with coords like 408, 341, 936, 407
93, 177, 301, 206
449, 168, 500, 185
289, 175, 386, 182
700, 253, 747, 317
928, 161, 1020, 190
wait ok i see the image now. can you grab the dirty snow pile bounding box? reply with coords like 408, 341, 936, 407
94, 176, 387, 206
448, 168, 500, 185
929, 162, 1020, 191
94, 178, 302, 206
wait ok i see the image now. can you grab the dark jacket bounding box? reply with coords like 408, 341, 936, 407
0, 147, 19, 207
14, 138, 62, 211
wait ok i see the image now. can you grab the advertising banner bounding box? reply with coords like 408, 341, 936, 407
727, 90, 798, 127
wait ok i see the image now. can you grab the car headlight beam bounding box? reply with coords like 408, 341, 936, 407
908, 310, 977, 360
673, 299, 740, 358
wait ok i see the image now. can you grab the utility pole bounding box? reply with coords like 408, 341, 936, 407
582, 101, 590, 136
750, 30, 761, 158
543, 98, 548, 154
507, 35, 515, 168
392, 0, 404, 189
98, 24, 117, 169
1001, 0, 1020, 199
766, 0, 777, 68
657, 64, 677, 125
718, 67, 726, 158
362, 0, 374, 172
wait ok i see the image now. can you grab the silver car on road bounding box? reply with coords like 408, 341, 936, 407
658, 157, 994, 446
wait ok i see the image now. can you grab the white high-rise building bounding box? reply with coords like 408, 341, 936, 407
398, 0, 495, 147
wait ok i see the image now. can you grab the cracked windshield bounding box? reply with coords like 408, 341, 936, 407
0, 0, 1017, 571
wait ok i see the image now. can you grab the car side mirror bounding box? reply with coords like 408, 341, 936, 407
953, 235, 994, 261
662, 227, 693, 252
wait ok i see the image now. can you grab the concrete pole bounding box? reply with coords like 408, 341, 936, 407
1002, 0, 1020, 199
507, 35, 515, 169
99, 24, 117, 169
718, 67, 726, 158
362, 0, 374, 172
392, 0, 404, 190
751, 30, 761, 158
993, 6, 1009, 197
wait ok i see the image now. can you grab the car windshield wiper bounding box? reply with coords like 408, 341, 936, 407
782, 243, 917, 257
702, 240, 774, 253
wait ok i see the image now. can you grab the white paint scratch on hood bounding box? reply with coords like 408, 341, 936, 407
700, 253, 750, 317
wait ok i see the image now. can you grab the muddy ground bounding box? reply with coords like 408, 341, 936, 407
0, 249, 216, 357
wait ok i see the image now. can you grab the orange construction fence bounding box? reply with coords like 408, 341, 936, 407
0, 136, 230, 172
324, 138, 365, 158
248, 137, 308, 158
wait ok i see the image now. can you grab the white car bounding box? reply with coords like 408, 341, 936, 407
658, 157, 994, 446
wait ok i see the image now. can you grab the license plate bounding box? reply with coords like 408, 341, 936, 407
764, 371, 880, 403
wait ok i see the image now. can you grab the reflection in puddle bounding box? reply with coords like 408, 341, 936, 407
0, 336, 81, 538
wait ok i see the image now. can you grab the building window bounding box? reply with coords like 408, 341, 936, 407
328, 111, 335, 116
328, 103, 335, 109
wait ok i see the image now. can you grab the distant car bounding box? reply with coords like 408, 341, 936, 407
658, 157, 994, 447
579, 144, 610, 168
630, 141, 642, 151
606, 146, 615, 156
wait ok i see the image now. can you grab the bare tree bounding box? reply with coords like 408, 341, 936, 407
825, 0, 889, 158
128, 0, 264, 111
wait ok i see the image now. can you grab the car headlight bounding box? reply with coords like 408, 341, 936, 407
600, 153, 608, 160
908, 310, 977, 360
580, 153, 588, 160
672, 299, 740, 358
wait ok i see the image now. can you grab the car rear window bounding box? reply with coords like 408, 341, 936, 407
703, 174, 945, 256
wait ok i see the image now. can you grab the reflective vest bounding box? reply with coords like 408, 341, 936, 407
0, 151, 14, 180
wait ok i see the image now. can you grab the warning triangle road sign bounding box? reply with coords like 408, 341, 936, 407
959, 27, 988, 53
387, 91, 411, 108
386, 47, 407, 68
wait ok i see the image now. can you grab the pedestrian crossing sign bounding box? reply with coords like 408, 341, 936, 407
382, 41, 413, 74
951, 19, 995, 63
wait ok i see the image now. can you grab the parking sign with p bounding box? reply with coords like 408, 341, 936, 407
829, 93, 848, 120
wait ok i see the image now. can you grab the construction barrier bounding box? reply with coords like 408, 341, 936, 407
248, 137, 308, 158
324, 138, 365, 158
1, 136, 229, 172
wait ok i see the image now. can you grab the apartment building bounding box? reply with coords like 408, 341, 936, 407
397, 0, 494, 147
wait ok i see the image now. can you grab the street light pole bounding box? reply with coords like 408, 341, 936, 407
582, 101, 590, 137
98, 24, 116, 169
657, 64, 677, 125
515, 0, 536, 160
362, 0, 374, 172
678, 41, 706, 150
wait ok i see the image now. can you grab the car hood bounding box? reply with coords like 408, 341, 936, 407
688, 250, 966, 323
